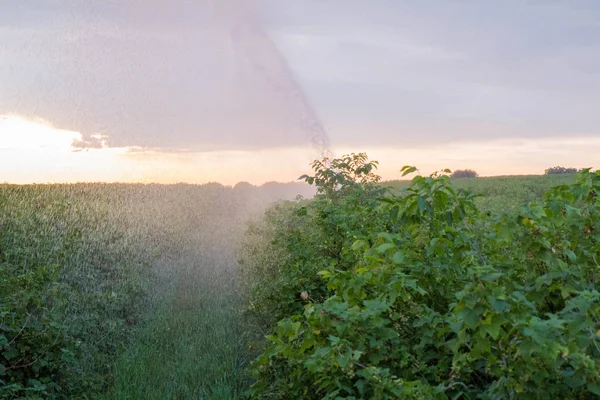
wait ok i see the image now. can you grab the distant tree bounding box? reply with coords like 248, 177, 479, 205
451, 169, 479, 178
233, 181, 255, 191
545, 166, 580, 175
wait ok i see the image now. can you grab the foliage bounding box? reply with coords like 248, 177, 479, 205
299, 153, 381, 199
451, 169, 479, 179
1, 182, 291, 399
241, 153, 386, 327
386, 174, 577, 216
546, 166, 581, 175
242, 155, 600, 399
0, 185, 158, 398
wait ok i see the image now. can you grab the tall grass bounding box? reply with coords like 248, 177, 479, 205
104, 254, 250, 399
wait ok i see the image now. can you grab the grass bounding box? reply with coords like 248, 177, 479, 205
104, 254, 250, 399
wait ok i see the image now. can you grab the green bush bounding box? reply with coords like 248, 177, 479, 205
545, 166, 580, 175
451, 169, 479, 179
240, 153, 387, 326
385, 174, 577, 216
243, 156, 600, 399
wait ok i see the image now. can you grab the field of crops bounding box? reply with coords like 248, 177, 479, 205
386, 174, 577, 215
1, 158, 598, 399
0, 182, 302, 398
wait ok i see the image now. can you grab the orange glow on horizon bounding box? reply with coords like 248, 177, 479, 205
0, 115, 598, 185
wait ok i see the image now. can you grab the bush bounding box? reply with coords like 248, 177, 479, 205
451, 169, 479, 178
545, 166, 580, 175
240, 153, 386, 326
243, 157, 600, 399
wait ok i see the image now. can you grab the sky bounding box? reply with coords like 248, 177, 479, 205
1, 0, 599, 184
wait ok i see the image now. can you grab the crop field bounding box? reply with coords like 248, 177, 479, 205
1, 157, 598, 399
0, 182, 298, 398
386, 173, 577, 215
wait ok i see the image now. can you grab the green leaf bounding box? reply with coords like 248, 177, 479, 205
328, 335, 341, 345
481, 272, 504, 282
318, 270, 332, 280
487, 296, 510, 313
376, 243, 395, 254
483, 317, 503, 340
3, 348, 19, 361
377, 232, 394, 242
458, 307, 480, 329
355, 379, 366, 396
363, 299, 389, 316
335, 352, 351, 368
564, 373, 585, 389
351, 240, 368, 251
418, 196, 426, 214
588, 383, 600, 396
392, 251, 405, 264
401, 166, 417, 177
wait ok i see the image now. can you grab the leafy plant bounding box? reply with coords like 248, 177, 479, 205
243, 156, 600, 399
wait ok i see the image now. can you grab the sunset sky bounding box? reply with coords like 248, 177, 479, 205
1, 0, 599, 184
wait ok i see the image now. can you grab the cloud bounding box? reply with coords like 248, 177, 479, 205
262, 0, 600, 145
71, 134, 108, 150
0, 0, 326, 153
1, 0, 599, 157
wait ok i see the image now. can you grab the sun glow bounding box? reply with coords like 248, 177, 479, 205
1, 115, 598, 185
0, 115, 80, 150
0, 115, 318, 185
0, 115, 133, 184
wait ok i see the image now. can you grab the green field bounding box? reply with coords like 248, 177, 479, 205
1, 161, 598, 399
386, 174, 577, 214
0, 183, 283, 398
